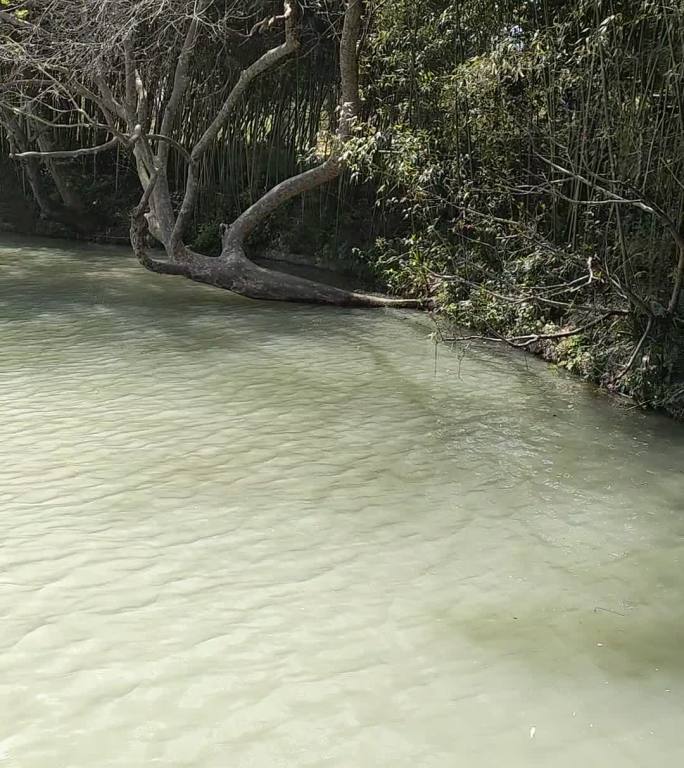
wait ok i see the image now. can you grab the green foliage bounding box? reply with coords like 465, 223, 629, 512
191, 221, 223, 257
555, 335, 596, 377
0, 0, 29, 19
358, 0, 683, 416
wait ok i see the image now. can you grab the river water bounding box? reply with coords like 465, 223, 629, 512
1, 234, 683, 767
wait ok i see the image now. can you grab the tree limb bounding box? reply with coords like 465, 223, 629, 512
10, 124, 141, 159
506, 313, 621, 348
223, 0, 362, 248
134, 161, 162, 218
443, 312, 624, 349
615, 315, 654, 382
170, 0, 300, 248
157, 0, 210, 167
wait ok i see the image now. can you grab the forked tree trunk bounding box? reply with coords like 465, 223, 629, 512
131, 209, 419, 308
10, 1, 416, 305
133, 0, 418, 307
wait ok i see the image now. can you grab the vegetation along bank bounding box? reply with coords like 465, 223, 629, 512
1, 0, 682, 417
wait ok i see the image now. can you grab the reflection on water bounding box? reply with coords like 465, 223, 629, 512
1, 234, 683, 767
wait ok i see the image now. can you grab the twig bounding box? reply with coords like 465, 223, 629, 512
443, 311, 622, 349
614, 315, 653, 382
10, 124, 142, 160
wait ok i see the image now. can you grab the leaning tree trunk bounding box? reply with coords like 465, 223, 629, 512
8, 0, 417, 306
3, 115, 56, 220
131, 209, 419, 308
133, 0, 418, 308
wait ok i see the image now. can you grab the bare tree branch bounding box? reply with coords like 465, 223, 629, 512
615, 316, 654, 382
443, 312, 624, 349
170, 0, 301, 248
10, 124, 142, 159
223, 0, 362, 247
157, 0, 210, 167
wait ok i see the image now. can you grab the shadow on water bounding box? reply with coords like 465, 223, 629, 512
435, 580, 684, 681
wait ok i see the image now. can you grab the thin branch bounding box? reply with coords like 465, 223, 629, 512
537, 156, 660, 215
506, 313, 620, 348
134, 161, 162, 218
444, 312, 624, 349
10, 124, 142, 160
615, 316, 654, 382
3, 104, 110, 131
10, 136, 120, 160
157, 0, 210, 166
249, 1, 294, 37
147, 133, 191, 162
123, 28, 138, 125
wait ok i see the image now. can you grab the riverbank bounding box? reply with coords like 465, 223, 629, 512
1, 212, 681, 421
437, 298, 683, 423
362, 241, 683, 423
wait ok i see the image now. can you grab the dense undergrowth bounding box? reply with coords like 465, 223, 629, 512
355, 0, 683, 419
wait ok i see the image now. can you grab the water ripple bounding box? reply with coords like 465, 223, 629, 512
1, 234, 684, 767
